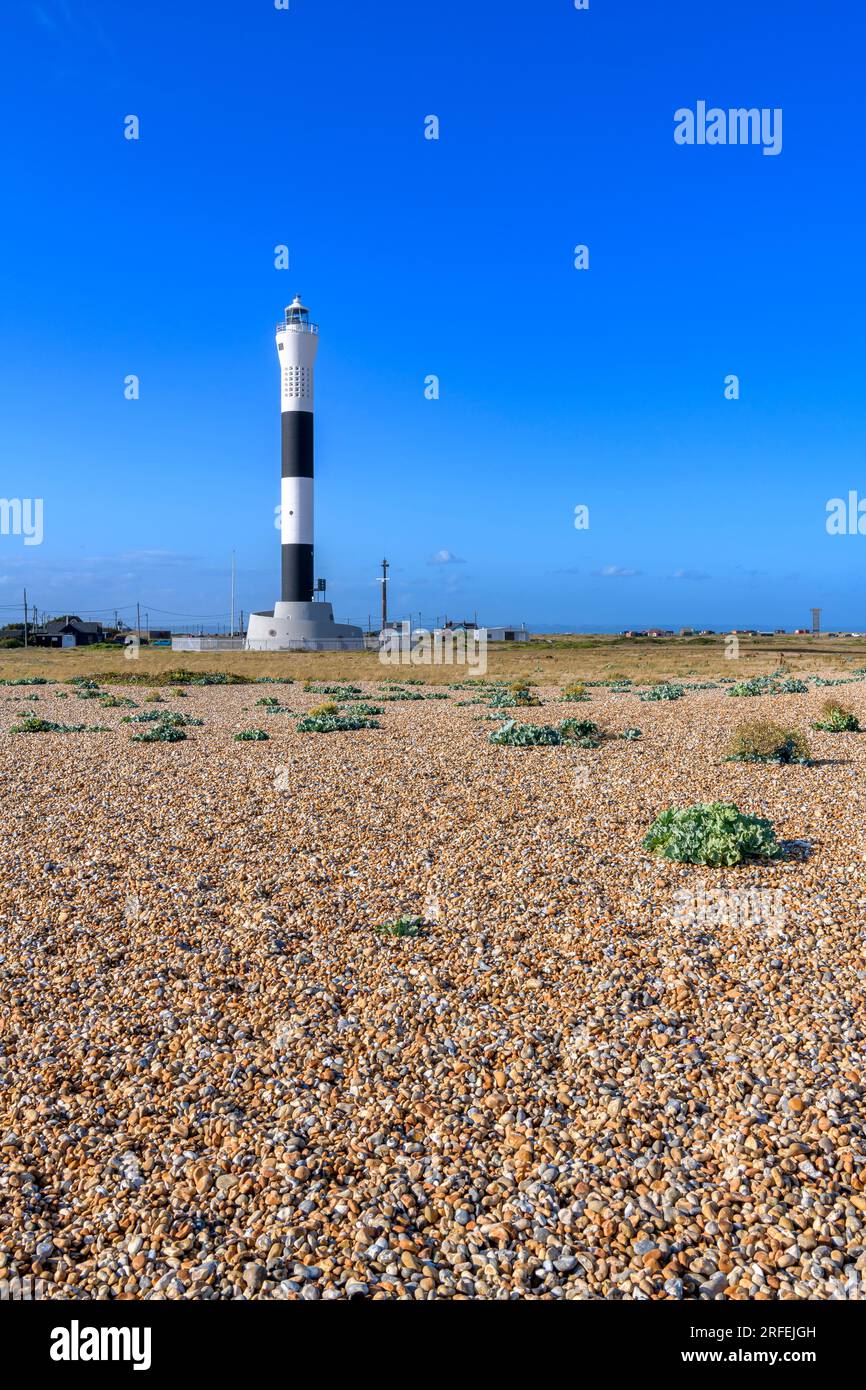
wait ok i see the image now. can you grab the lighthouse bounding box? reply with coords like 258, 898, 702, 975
278, 294, 316, 603
246, 296, 364, 650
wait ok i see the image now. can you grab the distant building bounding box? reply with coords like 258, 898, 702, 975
32, 617, 105, 648
475, 625, 530, 643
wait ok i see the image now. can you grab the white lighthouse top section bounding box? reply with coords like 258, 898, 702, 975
276, 294, 319, 412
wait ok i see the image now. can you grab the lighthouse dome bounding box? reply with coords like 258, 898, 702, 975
285, 295, 309, 322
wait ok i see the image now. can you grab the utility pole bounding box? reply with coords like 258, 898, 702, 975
23, 589, 28, 648
379, 557, 389, 632
136, 602, 141, 640
230, 551, 236, 637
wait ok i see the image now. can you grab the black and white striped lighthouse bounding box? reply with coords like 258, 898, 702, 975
245, 295, 364, 650
277, 295, 317, 602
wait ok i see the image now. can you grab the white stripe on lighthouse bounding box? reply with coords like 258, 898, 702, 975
281, 476, 314, 545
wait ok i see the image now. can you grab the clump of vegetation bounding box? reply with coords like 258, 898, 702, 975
640, 682, 685, 702
509, 681, 541, 707
98, 695, 137, 709
562, 681, 589, 702
642, 801, 782, 866
97, 668, 254, 687
255, 696, 281, 708
726, 720, 812, 765
131, 724, 188, 743
811, 700, 861, 733
620, 727, 643, 740
11, 717, 106, 734
489, 720, 563, 747
142, 692, 165, 703
559, 717, 599, 741
775, 677, 809, 694
308, 701, 340, 719
122, 710, 202, 727
234, 727, 270, 741
350, 702, 384, 716
304, 682, 362, 697
256, 699, 292, 714
380, 689, 426, 701
727, 676, 776, 698
374, 915, 425, 938
297, 712, 380, 733
0, 677, 50, 686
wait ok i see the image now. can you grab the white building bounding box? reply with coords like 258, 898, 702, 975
475, 625, 530, 643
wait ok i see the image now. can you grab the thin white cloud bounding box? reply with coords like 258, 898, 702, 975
427, 548, 465, 566
597, 564, 640, 578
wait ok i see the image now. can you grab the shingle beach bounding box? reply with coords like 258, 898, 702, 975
1, 676, 864, 1300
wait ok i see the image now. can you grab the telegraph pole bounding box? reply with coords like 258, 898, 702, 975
23, 589, 28, 648
230, 551, 236, 636
379, 557, 389, 632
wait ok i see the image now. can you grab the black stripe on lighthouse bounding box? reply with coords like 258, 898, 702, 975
281, 411, 314, 602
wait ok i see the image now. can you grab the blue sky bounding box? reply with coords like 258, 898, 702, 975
1, 0, 864, 632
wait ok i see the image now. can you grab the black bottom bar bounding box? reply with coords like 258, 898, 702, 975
281, 411, 314, 477
282, 543, 313, 603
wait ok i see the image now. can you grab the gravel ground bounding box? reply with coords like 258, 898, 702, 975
1, 679, 865, 1300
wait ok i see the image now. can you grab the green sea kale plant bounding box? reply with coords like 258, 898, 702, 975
130, 725, 187, 743
489, 720, 563, 747
811, 701, 861, 733
642, 801, 782, 866
640, 682, 685, 702
726, 720, 812, 765
373, 914, 425, 938
727, 676, 776, 698
297, 712, 380, 733
11, 717, 106, 734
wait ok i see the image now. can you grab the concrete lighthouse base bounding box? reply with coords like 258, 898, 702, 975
245, 601, 364, 652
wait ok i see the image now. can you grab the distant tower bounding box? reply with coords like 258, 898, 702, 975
245, 296, 364, 650
811, 607, 821, 636
380, 557, 389, 631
